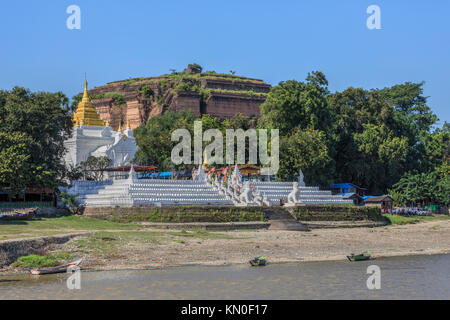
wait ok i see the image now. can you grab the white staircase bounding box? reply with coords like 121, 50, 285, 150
251, 182, 354, 205
75, 179, 233, 207
68, 178, 353, 208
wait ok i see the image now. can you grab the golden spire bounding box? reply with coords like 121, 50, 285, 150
126, 120, 131, 130
72, 76, 104, 127
118, 121, 122, 132
203, 150, 208, 169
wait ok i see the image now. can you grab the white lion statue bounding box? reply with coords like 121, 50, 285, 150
287, 181, 303, 205
239, 181, 254, 204
253, 190, 263, 206
262, 193, 271, 207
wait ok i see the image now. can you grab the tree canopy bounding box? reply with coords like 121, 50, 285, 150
0, 87, 72, 192
258, 72, 447, 202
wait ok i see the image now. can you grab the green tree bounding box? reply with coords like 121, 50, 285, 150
79, 156, 112, 181
0, 87, 72, 190
327, 88, 395, 189
389, 165, 449, 206
435, 161, 450, 206
134, 110, 198, 170
378, 82, 437, 135
353, 124, 409, 193
0, 132, 33, 192
258, 72, 334, 185
186, 63, 203, 74
416, 125, 449, 172
278, 128, 331, 184
259, 71, 331, 135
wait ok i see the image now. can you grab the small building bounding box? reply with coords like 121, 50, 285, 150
330, 183, 367, 197
364, 195, 393, 212
337, 192, 364, 205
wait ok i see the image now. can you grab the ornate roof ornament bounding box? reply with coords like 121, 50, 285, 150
73, 77, 104, 127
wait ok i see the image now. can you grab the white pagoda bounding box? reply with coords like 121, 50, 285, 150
64, 79, 138, 167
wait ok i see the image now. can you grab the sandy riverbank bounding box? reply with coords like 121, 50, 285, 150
1, 219, 449, 274
59, 219, 450, 271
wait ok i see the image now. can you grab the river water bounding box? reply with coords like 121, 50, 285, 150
1, 254, 449, 299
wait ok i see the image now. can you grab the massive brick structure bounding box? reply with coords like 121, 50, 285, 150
76, 72, 271, 131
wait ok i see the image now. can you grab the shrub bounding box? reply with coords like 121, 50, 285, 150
293, 205, 385, 221
12, 254, 60, 268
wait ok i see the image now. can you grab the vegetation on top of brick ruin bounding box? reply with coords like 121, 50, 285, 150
71, 91, 126, 112
201, 88, 268, 98
104, 68, 267, 87
69, 66, 271, 117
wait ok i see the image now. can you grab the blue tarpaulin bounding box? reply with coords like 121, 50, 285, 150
139, 171, 192, 179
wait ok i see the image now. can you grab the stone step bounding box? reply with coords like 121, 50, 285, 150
268, 220, 309, 231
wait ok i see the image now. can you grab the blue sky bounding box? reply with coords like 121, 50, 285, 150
1, 0, 449, 124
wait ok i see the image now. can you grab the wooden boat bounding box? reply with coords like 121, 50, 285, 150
27, 259, 82, 275
249, 256, 267, 266
0, 208, 37, 221
347, 251, 371, 262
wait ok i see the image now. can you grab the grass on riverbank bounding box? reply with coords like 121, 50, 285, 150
168, 229, 236, 240
68, 229, 239, 260
383, 214, 450, 225
11, 252, 73, 268
0, 216, 145, 240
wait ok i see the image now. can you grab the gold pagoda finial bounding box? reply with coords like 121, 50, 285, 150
126, 120, 131, 130
118, 121, 122, 132
203, 150, 208, 169
72, 76, 104, 127
82, 77, 89, 103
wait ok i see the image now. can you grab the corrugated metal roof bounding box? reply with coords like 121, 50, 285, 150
364, 195, 393, 202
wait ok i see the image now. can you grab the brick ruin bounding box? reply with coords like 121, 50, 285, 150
78, 73, 271, 131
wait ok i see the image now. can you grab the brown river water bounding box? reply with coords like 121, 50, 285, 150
1, 254, 449, 299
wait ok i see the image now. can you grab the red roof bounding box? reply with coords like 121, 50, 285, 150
25, 187, 54, 194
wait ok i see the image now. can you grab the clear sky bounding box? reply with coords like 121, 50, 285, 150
1, 0, 448, 124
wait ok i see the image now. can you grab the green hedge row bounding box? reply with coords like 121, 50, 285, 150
292, 205, 386, 222
85, 206, 268, 223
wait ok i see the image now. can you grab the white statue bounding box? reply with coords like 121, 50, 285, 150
216, 180, 224, 195
298, 169, 306, 187
230, 164, 242, 186
225, 182, 234, 200
194, 165, 208, 183
232, 187, 240, 204
262, 193, 271, 207
253, 190, 263, 206
128, 165, 137, 184
239, 181, 254, 205
286, 181, 304, 206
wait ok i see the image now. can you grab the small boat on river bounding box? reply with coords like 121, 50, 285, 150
26, 259, 83, 275
249, 256, 268, 266
347, 251, 371, 262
